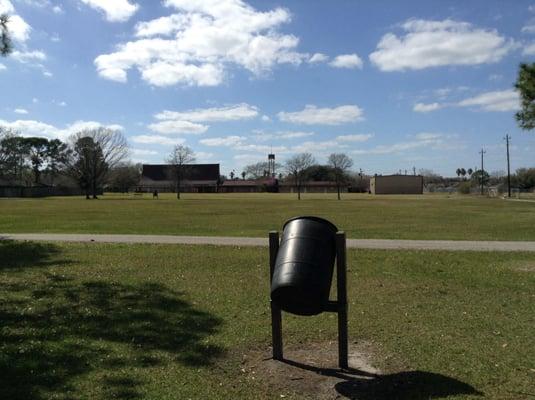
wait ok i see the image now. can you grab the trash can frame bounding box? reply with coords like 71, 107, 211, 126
269, 229, 349, 370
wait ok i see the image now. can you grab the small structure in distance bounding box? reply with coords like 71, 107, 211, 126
139, 164, 220, 193
370, 174, 423, 195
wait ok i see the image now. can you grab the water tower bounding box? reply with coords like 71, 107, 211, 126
268, 153, 276, 178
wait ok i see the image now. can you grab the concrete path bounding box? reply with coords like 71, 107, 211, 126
2, 233, 535, 252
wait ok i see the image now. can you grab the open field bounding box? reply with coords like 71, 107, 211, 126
1, 192, 535, 241
1, 240, 534, 399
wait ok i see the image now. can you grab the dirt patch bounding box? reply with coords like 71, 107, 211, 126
241, 341, 483, 399
242, 340, 380, 399
512, 262, 535, 272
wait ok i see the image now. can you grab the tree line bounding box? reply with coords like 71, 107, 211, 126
0, 127, 138, 198
235, 152, 361, 200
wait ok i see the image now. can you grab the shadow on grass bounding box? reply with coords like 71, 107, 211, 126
0, 251, 224, 399
0, 239, 69, 270
282, 359, 482, 400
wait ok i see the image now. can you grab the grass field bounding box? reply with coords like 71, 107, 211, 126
1, 192, 535, 241
1, 240, 534, 399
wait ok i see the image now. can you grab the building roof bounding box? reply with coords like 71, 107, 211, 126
221, 178, 277, 187
141, 164, 220, 181
279, 180, 341, 187
372, 174, 423, 178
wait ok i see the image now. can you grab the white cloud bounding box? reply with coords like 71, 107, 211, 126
233, 153, 259, 162
148, 120, 208, 135
261, 115, 271, 122
131, 134, 186, 146
329, 53, 363, 69
79, 0, 139, 22
195, 151, 214, 161
523, 42, 535, 55
308, 53, 329, 63
352, 133, 453, 155
254, 130, 314, 141
131, 148, 158, 156
278, 104, 364, 125
413, 102, 443, 112
291, 140, 345, 153
412, 89, 519, 113
0, 0, 14, 12
335, 133, 374, 142
58, 101, 67, 107
0, 119, 123, 141
155, 103, 258, 122
199, 135, 246, 147
522, 24, 535, 34
32, 97, 38, 103
370, 19, 515, 71
11, 50, 46, 63
94, 0, 309, 86
0, 63, 6, 70
14, 108, 28, 114
43, 70, 53, 77
52, 5, 63, 14
235, 143, 288, 153
414, 132, 443, 140
457, 89, 519, 112
0, 0, 31, 42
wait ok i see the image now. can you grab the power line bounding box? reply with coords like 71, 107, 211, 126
479, 148, 486, 196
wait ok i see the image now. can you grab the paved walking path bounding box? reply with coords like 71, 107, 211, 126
2, 233, 535, 252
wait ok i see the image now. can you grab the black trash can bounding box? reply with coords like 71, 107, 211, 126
271, 216, 338, 316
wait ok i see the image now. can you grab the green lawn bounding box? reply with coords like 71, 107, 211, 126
1, 192, 535, 240
1, 241, 534, 399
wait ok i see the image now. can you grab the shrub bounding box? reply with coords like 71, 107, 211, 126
458, 182, 471, 194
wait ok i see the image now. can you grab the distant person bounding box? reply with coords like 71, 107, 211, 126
153, 190, 158, 199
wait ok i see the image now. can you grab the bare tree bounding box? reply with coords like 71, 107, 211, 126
243, 161, 272, 179
166, 145, 195, 199
328, 153, 353, 200
67, 128, 128, 199
285, 153, 315, 200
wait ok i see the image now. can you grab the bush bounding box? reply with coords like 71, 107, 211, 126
458, 182, 471, 194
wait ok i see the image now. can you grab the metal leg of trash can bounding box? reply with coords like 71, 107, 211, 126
336, 231, 349, 370
269, 231, 283, 361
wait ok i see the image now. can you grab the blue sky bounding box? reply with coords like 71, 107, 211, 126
1, 0, 534, 177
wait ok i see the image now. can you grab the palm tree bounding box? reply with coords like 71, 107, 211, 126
460, 167, 466, 180
467, 168, 473, 178
456, 168, 462, 180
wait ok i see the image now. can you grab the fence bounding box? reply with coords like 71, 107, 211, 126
0, 187, 102, 198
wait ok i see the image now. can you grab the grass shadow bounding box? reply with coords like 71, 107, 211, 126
0, 239, 68, 270
281, 359, 482, 399
0, 274, 224, 399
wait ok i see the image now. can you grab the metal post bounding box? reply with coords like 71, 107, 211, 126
505, 134, 511, 198
479, 148, 486, 196
269, 231, 283, 360
336, 231, 348, 370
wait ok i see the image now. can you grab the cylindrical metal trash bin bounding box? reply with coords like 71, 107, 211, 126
270, 216, 338, 316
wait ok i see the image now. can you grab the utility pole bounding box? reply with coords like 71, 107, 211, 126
479, 148, 486, 196
504, 134, 511, 198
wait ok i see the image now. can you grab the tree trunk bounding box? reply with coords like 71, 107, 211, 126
297, 184, 301, 200
92, 177, 98, 199
337, 183, 341, 200
176, 179, 180, 199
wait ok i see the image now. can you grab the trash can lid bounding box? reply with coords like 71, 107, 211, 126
282, 216, 338, 233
